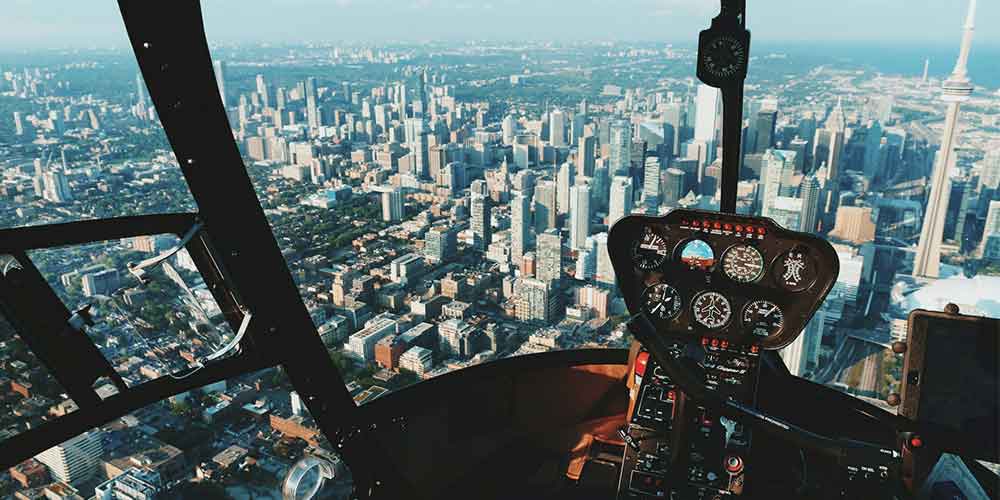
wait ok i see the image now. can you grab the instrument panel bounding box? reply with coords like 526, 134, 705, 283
608, 208, 839, 350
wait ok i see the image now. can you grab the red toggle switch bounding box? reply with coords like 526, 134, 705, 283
635, 351, 649, 377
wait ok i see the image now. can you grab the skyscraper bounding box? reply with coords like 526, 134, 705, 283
470, 192, 492, 252
424, 225, 457, 263
978, 200, 1000, 257
212, 60, 227, 107
576, 236, 597, 280
511, 193, 531, 263
549, 108, 567, 147
754, 110, 777, 153
979, 149, 1000, 191
42, 170, 72, 203
609, 120, 632, 175
663, 168, 685, 206
255, 74, 269, 109
609, 176, 633, 228
135, 72, 147, 104
513, 277, 557, 323
593, 232, 614, 285
914, 0, 977, 279
577, 134, 596, 177
799, 174, 822, 234
759, 150, 790, 218
502, 115, 517, 145
642, 157, 661, 206
13, 111, 24, 136
694, 84, 721, 144
534, 180, 557, 232
557, 162, 574, 216
35, 431, 103, 485
536, 229, 562, 285
569, 184, 591, 250
380, 187, 404, 222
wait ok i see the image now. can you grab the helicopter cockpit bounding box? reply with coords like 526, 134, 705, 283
0, 1, 997, 499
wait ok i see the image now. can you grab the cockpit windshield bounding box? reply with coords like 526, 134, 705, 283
0, 1, 196, 230
194, 0, 1000, 408
1, 0, 999, 498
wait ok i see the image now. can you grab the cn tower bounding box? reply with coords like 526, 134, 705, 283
913, 0, 977, 279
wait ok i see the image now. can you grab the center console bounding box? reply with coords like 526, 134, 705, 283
609, 209, 839, 499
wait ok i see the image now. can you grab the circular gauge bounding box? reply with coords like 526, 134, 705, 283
774, 248, 817, 292
691, 291, 732, 329
702, 35, 748, 79
679, 240, 716, 271
722, 245, 765, 283
632, 227, 669, 270
641, 283, 683, 320
742, 300, 784, 339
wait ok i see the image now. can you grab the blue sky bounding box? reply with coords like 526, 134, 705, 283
0, 0, 994, 49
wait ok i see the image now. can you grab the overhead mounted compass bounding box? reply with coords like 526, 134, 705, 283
701, 35, 748, 79
697, 0, 751, 214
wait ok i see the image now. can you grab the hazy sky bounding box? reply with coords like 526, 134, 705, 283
0, 0, 995, 49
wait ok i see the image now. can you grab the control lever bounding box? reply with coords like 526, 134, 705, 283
619, 428, 665, 452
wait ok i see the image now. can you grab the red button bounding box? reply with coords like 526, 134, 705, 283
711, 339, 719, 348
720, 340, 729, 349
757, 227, 766, 235
735, 224, 743, 232
703, 220, 711, 228
635, 351, 649, 377
750, 345, 760, 353
723, 223, 733, 231
692, 220, 700, 227
702, 337, 710, 346
746, 225, 754, 233
910, 436, 923, 448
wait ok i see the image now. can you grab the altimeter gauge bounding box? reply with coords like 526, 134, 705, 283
632, 227, 669, 270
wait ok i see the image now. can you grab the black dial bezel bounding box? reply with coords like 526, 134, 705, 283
691, 290, 733, 330
701, 35, 747, 79
742, 299, 784, 339
631, 228, 670, 271
721, 244, 765, 284
641, 283, 683, 321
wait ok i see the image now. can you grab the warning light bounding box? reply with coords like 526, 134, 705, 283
720, 340, 730, 349
910, 436, 923, 448
750, 345, 760, 354
757, 227, 766, 235
713, 222, 722, 229
692, 220, 700, 227
723, 223, 733, 231
710, 338, 720, 348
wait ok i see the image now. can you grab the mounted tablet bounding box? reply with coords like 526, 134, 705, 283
899, 306, 1000, 484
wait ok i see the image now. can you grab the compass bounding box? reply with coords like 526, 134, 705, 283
701, 35, 747, 79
